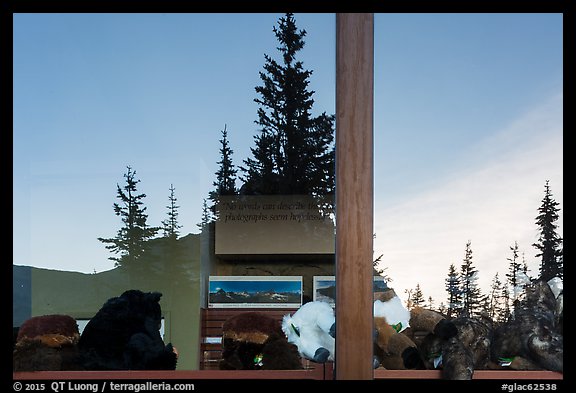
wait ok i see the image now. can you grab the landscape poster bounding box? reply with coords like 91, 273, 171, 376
313, 275, 389, 306
208, 276, 303, 308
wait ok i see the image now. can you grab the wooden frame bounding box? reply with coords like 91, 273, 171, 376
373, 370, 562, 380
13, 369, 329, 380
335, 12, 375, 380
13, 368, 562, 381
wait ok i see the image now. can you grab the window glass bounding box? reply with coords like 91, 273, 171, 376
373, 13, 562, 319
13, 13, 336, 371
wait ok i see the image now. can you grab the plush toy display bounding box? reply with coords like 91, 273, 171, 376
416, 279, 563, 379
219, 311, 303, 370
418, 315, 493, 380
373, 288, 421, 369
372, 288, 458, 370
281, 300, 336, 363
491, 278, 563, 373
78, 289, 178, 370
281, 289, 457, 369
408, 306, 459, 341
13, 314, 82, 371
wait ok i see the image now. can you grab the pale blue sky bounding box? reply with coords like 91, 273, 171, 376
13, 13, 563, 304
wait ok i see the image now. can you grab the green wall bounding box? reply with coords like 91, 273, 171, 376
28, 234, 203, 370
19, 226, 337, 371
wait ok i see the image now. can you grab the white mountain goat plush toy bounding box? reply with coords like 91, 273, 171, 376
281, 301, 336, 363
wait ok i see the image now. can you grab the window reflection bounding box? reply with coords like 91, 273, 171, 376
13, 13, 336, 371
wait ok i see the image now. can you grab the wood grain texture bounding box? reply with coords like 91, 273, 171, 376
335, 13, 374, 380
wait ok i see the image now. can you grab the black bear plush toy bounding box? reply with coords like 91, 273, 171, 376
78, 289, 178, 370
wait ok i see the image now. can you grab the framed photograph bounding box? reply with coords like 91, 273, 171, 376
313, 275, 389, 306
208, 276, 303, 308
312, 276, 337, 306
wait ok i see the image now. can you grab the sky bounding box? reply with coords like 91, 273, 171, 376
12, 13, 563, 306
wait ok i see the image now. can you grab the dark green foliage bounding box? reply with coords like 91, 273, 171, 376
162, 184, 182, 240
533, 180, 563, 281
212, 125, 237, 197
485, 272, 508, 323
208, 125, 238, 221
240, 13, 335, 197
410, 283, 426, 308
445, 263, 462, 319
459, 241, 485, 318
98, 166, 159, 269
506, 241, 523, 292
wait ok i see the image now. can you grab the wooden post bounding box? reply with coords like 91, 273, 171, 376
335, 13, 374, 380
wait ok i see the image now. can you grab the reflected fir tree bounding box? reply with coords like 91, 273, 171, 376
98, 166, 159, 272
208, 124, 238, 221
240, 13, 335, 197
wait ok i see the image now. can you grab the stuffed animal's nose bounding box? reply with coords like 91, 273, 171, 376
313, 347, 330, 363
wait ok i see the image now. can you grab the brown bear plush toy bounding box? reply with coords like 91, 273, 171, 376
373, 289, 458, 370
13, 314, 82, 371
219, 311, 304, 370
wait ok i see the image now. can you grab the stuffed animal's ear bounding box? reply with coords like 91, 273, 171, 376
148, 292, 163, 303
281, 314, 295, 337
434, 319, 458, 340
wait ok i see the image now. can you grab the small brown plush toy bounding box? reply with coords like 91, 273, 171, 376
408, 306, 459, 342
13, 314, 82, 371
219, 311, 303, 370
373, 289, 458, 370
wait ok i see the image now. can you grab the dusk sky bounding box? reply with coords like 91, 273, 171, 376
13, 13, 563, 305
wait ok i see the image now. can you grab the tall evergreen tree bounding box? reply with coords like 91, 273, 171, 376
410, 283, 426, 309
533, 180, 563, 281
209, 124, 238, 221
197, 198, 211, 231
372, 234, 393, 282
506, 241, 522, 291
445, 263, 462, 319
486, 272, 507, 323
506, 241, 527, 306
158, 184, 188, 283
500, 278, 511, 323
521, 253, 530, 276
459, 241, 485, 318
210, 125, 237, 199
240, 13, 335, 197
162, 184, 182, 239
98, 166, 159, 269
